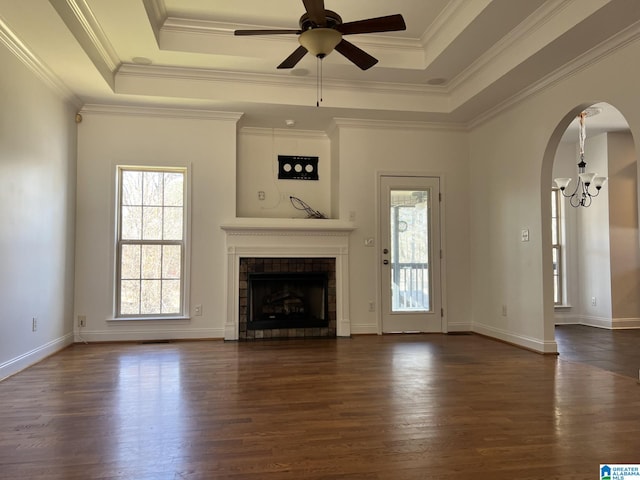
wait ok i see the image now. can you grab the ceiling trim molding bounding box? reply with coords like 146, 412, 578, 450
79, 103, 243, 122
49, 0, 119, 89
142, 0, 167, 43
468, 21, 640, 130
239, 126, 328, 139
116, 63, 445, 97
331, 117, 467, 132
159, 16, 425, 65
448, 0, 570, 92
419, 0, 492, 62
162, 16, 422, 49
116, 64, 450, 115
0, 17, 81, 107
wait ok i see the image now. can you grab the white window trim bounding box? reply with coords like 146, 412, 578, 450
108, 163, 192, 321
552, 187, 570, 308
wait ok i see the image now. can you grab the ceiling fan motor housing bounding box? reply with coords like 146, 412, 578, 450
299, 10, 343, 30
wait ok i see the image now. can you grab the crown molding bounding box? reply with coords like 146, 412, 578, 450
449, 0, 569, 92
159, 16, 425, 68
420, 0, 491, 51
0, 17, 81, 107
79, 103, 243, 122
142, 0, 167, 43
116, 63, 443, 97
239, 126, 328, 138
468, 20, 640, 130
330, 117, 467, 133
49, 0, 119, 89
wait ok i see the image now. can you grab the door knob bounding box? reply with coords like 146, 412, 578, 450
383, 248, 389, 254
383, 259, 389, 265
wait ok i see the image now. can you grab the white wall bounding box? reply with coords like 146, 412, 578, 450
74, 107, 240, 341
607, 132, 640, 325
469, 35, 640, 352
0, 41, 77, 379
237, 128, 331, 218
577, 134, 613, 324
332, 122, 472, 333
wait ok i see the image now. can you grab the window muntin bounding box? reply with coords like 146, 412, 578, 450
116, 168, 186, 317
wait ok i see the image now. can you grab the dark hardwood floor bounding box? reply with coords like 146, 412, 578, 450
555, 324, 640, 379
1, 334, 639, 479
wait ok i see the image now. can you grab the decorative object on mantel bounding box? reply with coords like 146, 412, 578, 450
554, 109, 608, 207
290, 196, 327, 219
278, 155, 319, 180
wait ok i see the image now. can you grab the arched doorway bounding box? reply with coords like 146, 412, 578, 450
545, 102, 640, 377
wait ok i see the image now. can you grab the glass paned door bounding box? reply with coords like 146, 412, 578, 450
380, 176, 442, 333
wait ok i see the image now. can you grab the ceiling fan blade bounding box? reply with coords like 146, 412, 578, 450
334, 39, 378, 70
337, 14, 406, 35
277, 45, 308, 69
302, 0, 327, 26
235, 29, 301, 36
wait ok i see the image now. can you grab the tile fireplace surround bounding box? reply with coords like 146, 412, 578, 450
221, 219, 355, 341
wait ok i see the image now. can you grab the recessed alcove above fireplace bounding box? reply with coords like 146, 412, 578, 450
221, 218, 354, 340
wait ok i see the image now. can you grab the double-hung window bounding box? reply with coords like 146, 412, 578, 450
116, 167, 187, 318
551, 188, 563, 305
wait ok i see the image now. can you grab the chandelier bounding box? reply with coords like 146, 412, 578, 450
554, 110, 607, 207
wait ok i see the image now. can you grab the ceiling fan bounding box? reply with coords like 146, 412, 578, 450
234, 0, 406, 70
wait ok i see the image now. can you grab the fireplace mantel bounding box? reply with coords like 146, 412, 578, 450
220, 218, 355, 235
221, 218, 355, 340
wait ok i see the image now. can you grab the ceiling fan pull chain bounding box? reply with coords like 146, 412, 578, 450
316, 57, 321, 107
320, 57, 324, 106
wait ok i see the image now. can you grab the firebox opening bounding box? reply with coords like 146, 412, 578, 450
248, 272, 329, 330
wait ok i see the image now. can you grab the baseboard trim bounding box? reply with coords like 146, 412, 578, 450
74, 327, 226, 343
0, 333, 74, 381
579, 316, 640, 329
447, 322, 473, 332
473, 322, 558, 354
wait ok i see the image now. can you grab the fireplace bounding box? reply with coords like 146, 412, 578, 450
239, 257, 336, 339
248, 272, 329, 330
221, 218, 354, 340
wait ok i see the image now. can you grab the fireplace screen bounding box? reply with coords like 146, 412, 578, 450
247, 272, 329, 330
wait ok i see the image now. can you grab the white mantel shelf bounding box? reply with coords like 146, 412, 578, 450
221, 217, 355, 340
220, 218, 356, 233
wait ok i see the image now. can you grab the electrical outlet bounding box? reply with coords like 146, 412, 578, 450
368, 301, 375, 312
591, 297, 597, 307
258, 191, 265, 201
32, 317, 37, 332
78, 315, 86, 327
501, 305, 507, 316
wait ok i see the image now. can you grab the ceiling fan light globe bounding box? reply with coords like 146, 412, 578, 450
299, 28, 342, 57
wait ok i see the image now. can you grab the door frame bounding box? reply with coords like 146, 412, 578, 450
375, 171, 448, 334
